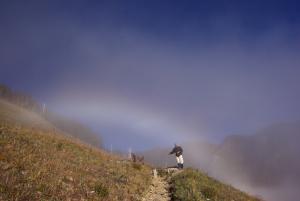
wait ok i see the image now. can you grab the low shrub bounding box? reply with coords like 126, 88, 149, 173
132, 163, 142, 170
94, 183, 109, 198
56, 142, 63, 150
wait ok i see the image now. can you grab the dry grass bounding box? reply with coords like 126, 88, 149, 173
0, 123, 152, 201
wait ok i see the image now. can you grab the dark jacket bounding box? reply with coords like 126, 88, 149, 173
169, 146, 183, 157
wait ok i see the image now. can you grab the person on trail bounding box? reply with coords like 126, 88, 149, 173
169, 144, 184, 169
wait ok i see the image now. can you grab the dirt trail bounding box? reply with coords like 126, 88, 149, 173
141, 175, 171, 201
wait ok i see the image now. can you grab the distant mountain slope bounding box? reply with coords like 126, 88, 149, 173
0, 99, 53, 130
213, 122, 300, 187
0, 84, 41, 113
0, 123, 151, 201
0, 97, 102, 147
0, 84, 102, 147
209, 123, 300, 201
45, 112, 102, 148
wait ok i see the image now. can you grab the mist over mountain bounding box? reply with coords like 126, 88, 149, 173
0, 84, 102, 147
45, 112, 102, 148
142, 122, 300, 201
212, 122, 300, 201
214, 122, 300, 186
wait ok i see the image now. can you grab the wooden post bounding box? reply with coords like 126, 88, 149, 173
153, 169, 157, 178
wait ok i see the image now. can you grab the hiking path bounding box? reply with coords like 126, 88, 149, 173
141, 174, 171, 201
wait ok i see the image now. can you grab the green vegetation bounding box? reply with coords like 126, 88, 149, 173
170, 168, 261, 201
0, 123, 151, 200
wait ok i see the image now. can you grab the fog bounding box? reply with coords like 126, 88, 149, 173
1, 1, 300, 200
143, 122, 300, 201
43, 27, 300, 152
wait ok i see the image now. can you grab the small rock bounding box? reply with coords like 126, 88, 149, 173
66, 176, 74, 182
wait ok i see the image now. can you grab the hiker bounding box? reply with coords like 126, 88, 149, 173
169, 144, 184, 169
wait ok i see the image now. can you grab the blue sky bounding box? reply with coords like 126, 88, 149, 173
1, 0, 300, 151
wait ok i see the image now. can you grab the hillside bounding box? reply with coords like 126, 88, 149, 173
0, 97, 153, 200
0, 123, 152, 200
0, 96, 262, 201
45, 112, 102, 148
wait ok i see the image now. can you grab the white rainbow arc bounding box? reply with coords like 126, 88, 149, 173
52, 96, 206, 144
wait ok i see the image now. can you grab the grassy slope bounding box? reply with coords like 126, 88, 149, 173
0, 99, 263, 201
0, 124, 152, 201
170, 168, 261, 201
0, 99, 152, 201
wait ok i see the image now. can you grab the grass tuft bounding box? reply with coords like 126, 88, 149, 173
94, 182, 109, 198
